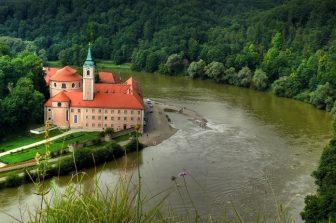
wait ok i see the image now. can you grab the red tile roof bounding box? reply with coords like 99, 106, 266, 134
50, 66, 83, 82
95, 84, 130, 94
51, 91, 70, 102
45, 91, 144, 109
98, 71, 121, 84
44, 67, 59, 86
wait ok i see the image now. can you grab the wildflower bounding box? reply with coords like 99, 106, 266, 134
177, 171, 188, 177
35, 152, 41, 164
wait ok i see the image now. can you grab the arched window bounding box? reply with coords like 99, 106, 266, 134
61, 83, 66, 89
57, 102, 61, 107
53, 82, 57, 87
87, 70, 90, 76
72, 83, 75, 88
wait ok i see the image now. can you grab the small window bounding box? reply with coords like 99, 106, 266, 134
98, 109, 101, 113
92, 109, 95, 113
131, 110, 134, 114
66, 110, 69, 121
131, 117, 133, 121
92, 123, 95, 127
111, 110, 114, 114
78, 109, 81, 113
48, 108, 51, 112
71, 109, 74, 112
72, 83, 75, 88
124, 110, 127, 114
138, 111, 141, 115
87, 70, 90, 76
57, 102, 61, 107
104, 124, 107, 127
86, 109, 88, 112
118, 110, 120, 114
98, 116, 101, 120
124, 117, 126, 121
92, 115, 95, 120
74, 115, 78, 124
79, 82, 81, 87
98, 124, 101, 127
111, 117, 114, 121
86, 115, 88, 119
118, 117, 120, 120
137, 117, 140, 121
105, 116, 107, 120
48, 117, 51, 120
53, 82, 57, 87
105, 109, 108, 113
111, 124, 114, 128
86, 123, 88, 127
61, 83, 66, 89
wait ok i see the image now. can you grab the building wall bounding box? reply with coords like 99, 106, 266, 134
69, 107, 144, 132
46, 106, 144, 132
49, 101, 70, 129
50, 80, 82, 97
83, 78, 94, 100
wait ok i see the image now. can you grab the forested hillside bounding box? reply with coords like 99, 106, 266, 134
1, 1, 336, 221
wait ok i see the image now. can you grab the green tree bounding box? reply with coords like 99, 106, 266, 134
234, 66, 253, 87
252, 68, 268, 90
301, 138, 336, 222
204, 61, 225, 82
187, 59, 206, 79
310, 82, 335, 110
165, 54, 184, 75
2, 77, 44, 131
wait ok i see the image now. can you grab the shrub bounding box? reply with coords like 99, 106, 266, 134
187, 59, 206, 79
293, 90, 311, 102
124, 139, 144, 153
310, 82, 335, 109
251, 68, 268, 90
5, 174, 23, 187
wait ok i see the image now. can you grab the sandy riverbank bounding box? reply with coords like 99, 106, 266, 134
139, 101, 177, 146
139, 100, 209, 146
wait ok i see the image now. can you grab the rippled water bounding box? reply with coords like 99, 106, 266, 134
0, 71, 331, 222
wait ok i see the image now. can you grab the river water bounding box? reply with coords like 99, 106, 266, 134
0, 71, 332, 222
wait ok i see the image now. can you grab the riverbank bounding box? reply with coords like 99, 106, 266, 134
139, 101, 178, 146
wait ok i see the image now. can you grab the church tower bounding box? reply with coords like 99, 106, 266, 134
83, 44, 95, 101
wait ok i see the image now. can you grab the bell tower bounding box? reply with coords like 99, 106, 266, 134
83, 44, 95, 101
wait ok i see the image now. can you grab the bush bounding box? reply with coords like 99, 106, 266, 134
5, 174, 23, 187
124, 139, 144, 153
310, 82, 335, 109
251, 68, 268, 90
187, 59, 206, 79
204, 61, 225, 82
234, 66, 253, 87
293, 90, 311, 102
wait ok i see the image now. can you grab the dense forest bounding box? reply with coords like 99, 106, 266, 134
0, 43, 47, 139
1, 0, 336, 221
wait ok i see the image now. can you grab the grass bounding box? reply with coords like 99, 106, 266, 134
46, 60, 131, 70
46, 60, 62, 67
0, 132, 99, 164
112, 132, 135, 142
96, 60, 131, 70
0, 129, 64, 152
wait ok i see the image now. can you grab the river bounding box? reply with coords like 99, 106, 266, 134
0, 70, 332, 222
